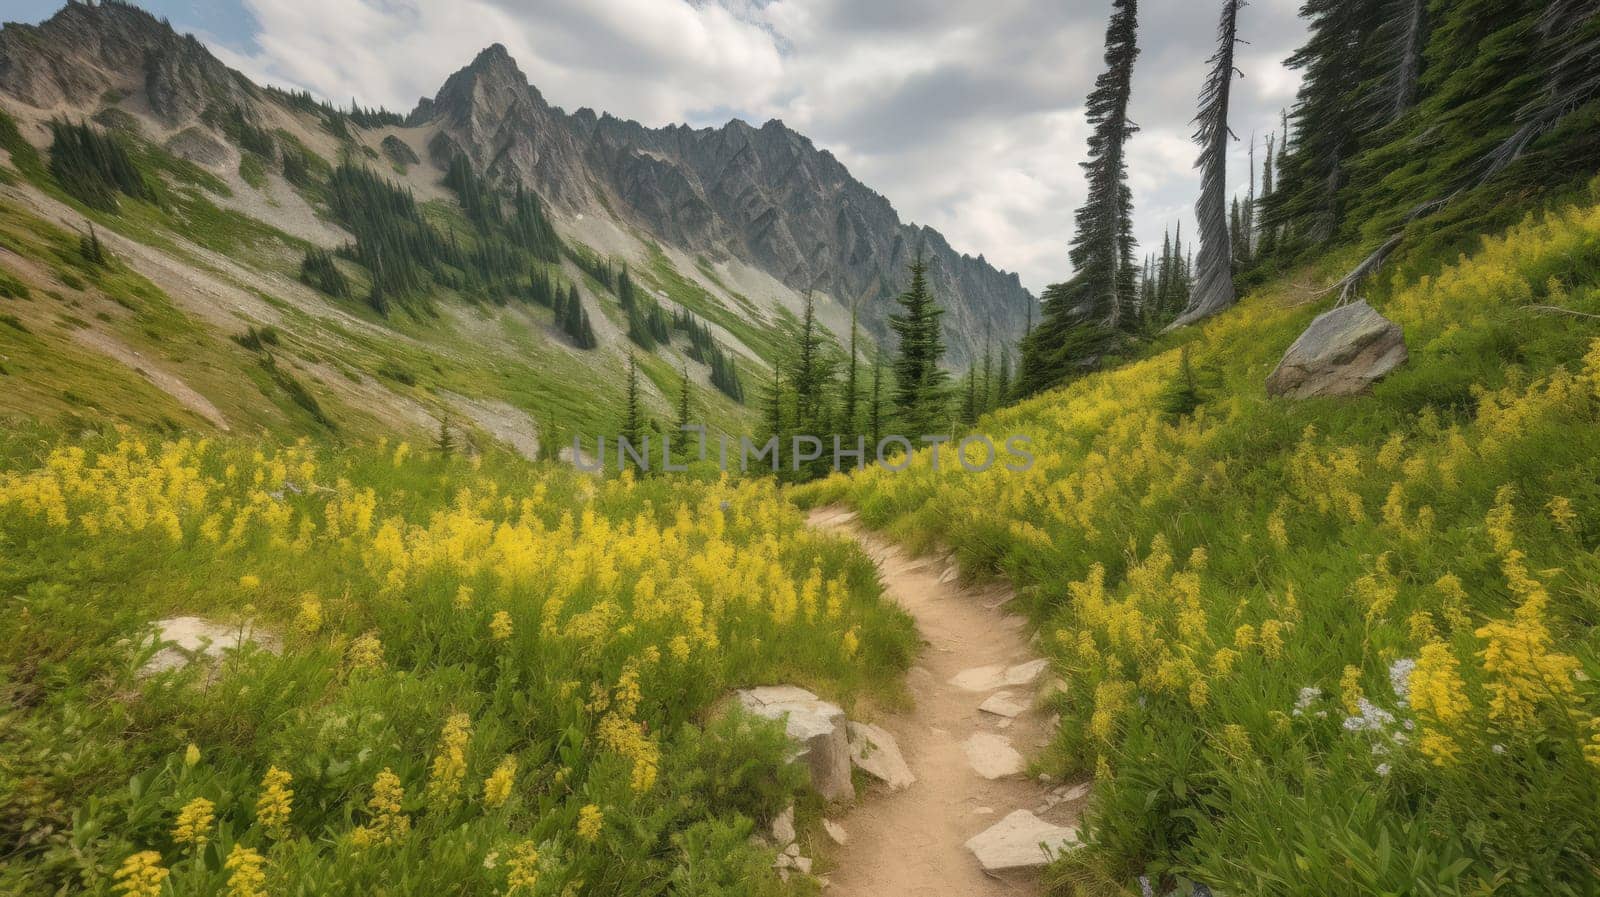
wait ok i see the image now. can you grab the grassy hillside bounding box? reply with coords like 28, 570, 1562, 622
801, 187, 1600, 894
0, 433, 916, 895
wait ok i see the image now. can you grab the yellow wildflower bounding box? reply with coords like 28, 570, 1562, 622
454, 584, 475, 610
490, 611, 513, 642
1340, 665, 1364, 715
346, 631, 384, 671
353, 767, 410, 847
184, 743, 202, 768
1258, 620, 1286, 660
238, 574, 260, 590
505, 840, 540, 893
1418, 729, 1461, 767
483, 756, 518, 809
112, 851, 168, 897
224, 845, 266, 897
577, 804, 604, 842
172, 796, 215, 848
294, 593, 323, 636
427, 713, 473, 803
1410, 642, 1469, 726
1547, 496, 1577, 533
255, 766, 293, 839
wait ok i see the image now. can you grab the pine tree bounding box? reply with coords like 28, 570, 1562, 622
1170, 0, 1244, 330
792, 292, 829, 433
621, 354, 645, 452
1257, 131, 1279, 258
960, 369, 979, 426
842, 304, 861, 434
673, 364, 694, 461
888, 253, 950, 434
868, 354, 885, 449
1266, 0, 1384, 245
1069, 0, 1142, 327
996, 350, 1013, 405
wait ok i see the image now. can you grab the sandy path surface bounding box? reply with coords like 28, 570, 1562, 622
808, 507, 1085, 896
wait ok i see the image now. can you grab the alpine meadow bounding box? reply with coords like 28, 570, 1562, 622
2, 2, 1600, 897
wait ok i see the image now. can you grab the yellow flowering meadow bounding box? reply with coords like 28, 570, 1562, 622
0, 436, 913, 895
804, 200, 1600, 894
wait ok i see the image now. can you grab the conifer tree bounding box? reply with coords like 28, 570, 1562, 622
842, 304, 861, 434
1170, 0, 1244, 329
868, 354, 885, 449
888, 253, 950, 434
621, 354, 645, 452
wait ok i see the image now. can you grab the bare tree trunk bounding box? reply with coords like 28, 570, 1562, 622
1167, 0, 1243, 331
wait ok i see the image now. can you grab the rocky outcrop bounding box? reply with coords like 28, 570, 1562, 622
737, 685, 855, 801
964, 810, 1080, 873
418, 47, 1033, 367
0, 3, 257, 126
1267, 300, 1408, 398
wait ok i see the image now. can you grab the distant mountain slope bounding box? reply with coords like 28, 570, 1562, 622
421, 45, 1033, 366
0, 3, 1032, 369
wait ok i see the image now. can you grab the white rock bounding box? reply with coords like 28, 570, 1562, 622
950, 664, 1009, 692
794, 856, 814, 875
939, 566, 958, 584
739, 688, 855, 801
1004, 659, 1050, 687
140, 616, 280, 676
963, 733, 1025, 779
774, 854, 794, 870
822, 820, 848, 846
770, 805, 796, 847
847, 721, 916, 790
1062, 782, 1092, 802
979, 691, 1028, 718
965, 810, 1081, 872
786, 842, 802, 858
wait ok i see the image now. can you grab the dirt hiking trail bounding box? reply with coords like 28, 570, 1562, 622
808, 507, 1088, 896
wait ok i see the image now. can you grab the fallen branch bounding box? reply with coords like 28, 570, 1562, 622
1522, 304, 1600, 321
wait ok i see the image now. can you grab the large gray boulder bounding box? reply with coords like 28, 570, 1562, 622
738, 686, 856, 801
1267, 300, 1407, 398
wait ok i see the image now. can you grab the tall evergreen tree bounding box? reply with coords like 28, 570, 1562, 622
842, 304, 861, 434
621, 354, 645, 452
1170, 0, 1244, 329
888, 253, 950, 433
868, 354, 885, 449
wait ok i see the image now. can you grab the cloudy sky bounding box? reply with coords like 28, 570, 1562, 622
16, 0, 1308, 294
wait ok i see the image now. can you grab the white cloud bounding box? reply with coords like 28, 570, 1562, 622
204, 0, 1308, 293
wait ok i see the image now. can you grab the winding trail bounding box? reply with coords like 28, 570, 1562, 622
808, 507, 1088, 896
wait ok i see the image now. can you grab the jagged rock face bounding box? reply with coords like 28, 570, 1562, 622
422, 48, 1033, 366
0, 9, 1033, 366
0, 2, 255, 127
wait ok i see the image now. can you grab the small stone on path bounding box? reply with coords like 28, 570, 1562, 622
949, 664, 1008, 692
963, 732, 1025, 779
823, 819, 848, 845
965, 810, 1081, 872
979, 691, 1028, 718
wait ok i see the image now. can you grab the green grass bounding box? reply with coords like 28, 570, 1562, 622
801, 199, 1600, 896
0, 434, 916, 896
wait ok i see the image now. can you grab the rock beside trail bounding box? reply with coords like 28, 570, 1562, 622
847, 721, 916, 790
964, 810, 1081, 872
140, 616, 280, 676
1266, 300, 1408, 398
963, 732, 1025, 779
738, 686, 856, 801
